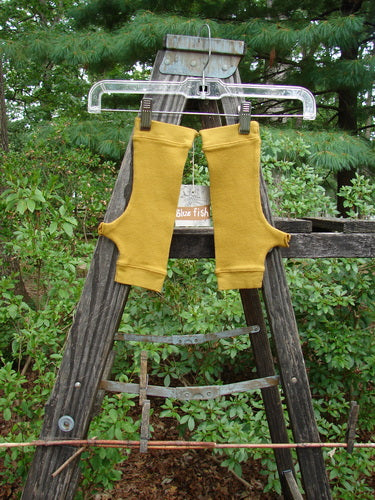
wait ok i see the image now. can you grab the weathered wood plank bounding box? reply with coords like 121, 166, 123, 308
22, 141, 133, 500
21, 51, 188, 500
198, 99, 296, 500
304, 217, 375, 233
240, 289, 296, 500
276, 217, 312, 233
262, 244, 332, 500
281, 232, 375, 258
221, 72, 332, 499
170, 227, 215, 258
169, 228, 375, 259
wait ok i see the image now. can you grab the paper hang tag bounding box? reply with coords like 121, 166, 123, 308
175, 185, 211, 227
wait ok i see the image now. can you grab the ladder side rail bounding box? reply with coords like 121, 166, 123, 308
21, 150, 133, 500
240, 289, 296, 500
199, 99, 296, 500
262, 231, 332, 500
21, 51, 188, 500
221, 71, 331, 500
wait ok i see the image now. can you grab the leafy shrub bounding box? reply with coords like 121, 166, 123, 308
0, 128, 374, 498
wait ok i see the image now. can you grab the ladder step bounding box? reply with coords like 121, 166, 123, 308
100, 375, 279, 401
114, 325, 259, 345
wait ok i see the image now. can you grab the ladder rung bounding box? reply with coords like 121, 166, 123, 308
114, 325, 260, 345
100, 375, 279, 401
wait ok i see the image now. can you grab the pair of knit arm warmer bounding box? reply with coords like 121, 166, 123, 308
98, 118, 290, 292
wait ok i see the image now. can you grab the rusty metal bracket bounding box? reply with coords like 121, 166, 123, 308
160, 33, 245, 78
101, 375, 279, 401
115, 325, 260, 345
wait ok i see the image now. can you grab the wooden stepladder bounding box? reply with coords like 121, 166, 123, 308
22, 34, 332, 499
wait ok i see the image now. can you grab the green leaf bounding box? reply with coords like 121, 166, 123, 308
3, 408, 11, 421
108, 408, 118, 422
8, 304, 18, 319
49, 221, 58, 234
16, 199, 27, 214
62, 222, 74, 237
179, 414, 189, 424
33, 189, 46, 203
188, 416, 195, 431
114, 425, 123, 440
26, 199, 36, 212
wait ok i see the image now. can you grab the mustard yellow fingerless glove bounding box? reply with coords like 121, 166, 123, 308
201, 121, 290, 290
99, 118, 198, 292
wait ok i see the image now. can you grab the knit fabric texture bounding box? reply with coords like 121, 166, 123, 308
200, 121, 290, 289
99, 119, 290, 291
98, 118, 198, 292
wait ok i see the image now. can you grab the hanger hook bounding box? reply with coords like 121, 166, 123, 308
198, 23, 212, 89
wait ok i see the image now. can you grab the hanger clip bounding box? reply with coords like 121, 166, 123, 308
239, 101, 252, 134
140, 98, 153, 130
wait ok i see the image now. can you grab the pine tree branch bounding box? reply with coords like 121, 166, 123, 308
360, 35, 375, 44
314, 104, 339, 112
357, 124, 375, 131
313, 90, 339, 96
311, 9, 341, 21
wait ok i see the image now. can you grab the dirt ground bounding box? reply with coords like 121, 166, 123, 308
100, 447, 280, 500
0, 413, 280, 500
88, 415, 280, 500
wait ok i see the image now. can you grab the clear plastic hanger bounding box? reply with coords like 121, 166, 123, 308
87, 25, 316, 124
88, 78, 316, 120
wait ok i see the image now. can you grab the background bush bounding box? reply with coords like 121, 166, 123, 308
0, 129, 374, 498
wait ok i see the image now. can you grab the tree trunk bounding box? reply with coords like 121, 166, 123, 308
0, 57, 9, 152
336, 0, 361, 216
337, 84, 357, 216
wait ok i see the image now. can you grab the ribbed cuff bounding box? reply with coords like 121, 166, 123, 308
115, 264, 166, 293
200, 121, 260, 150
216, 269, 264, 290
134, 118, 198, 147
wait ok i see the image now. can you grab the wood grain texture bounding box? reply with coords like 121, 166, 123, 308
22, 51, 188, 500
304, 217, 375, 233
221, 71, 332, 499
169, 228, 375, 259
240, 289, 296, 500
198, 98, 296, 500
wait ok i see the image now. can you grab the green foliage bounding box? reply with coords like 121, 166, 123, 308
0, 58, 374, 499
0, 137, 121, 493
287, 257, 375, 431
160, 395, 281, 489
76, 391, 139, 497
0, 0, 373, 496
263, 128, 375, 174
338, 173, 375, 218
2, 0, 375, 159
